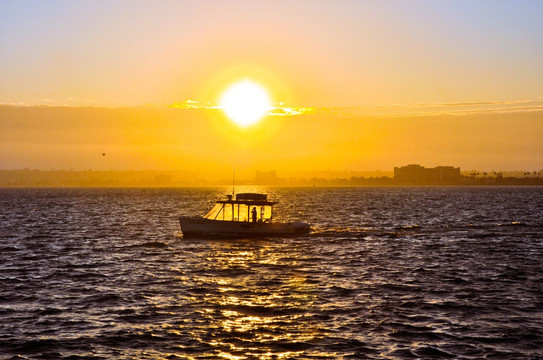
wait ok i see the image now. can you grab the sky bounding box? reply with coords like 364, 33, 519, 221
1, 0, 542, 174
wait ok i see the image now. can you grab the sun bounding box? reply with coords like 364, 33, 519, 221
220, 80, 272, 127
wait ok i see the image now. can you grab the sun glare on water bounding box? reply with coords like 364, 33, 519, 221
220, 80, 272, 127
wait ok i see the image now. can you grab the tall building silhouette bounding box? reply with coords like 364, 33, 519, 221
394, 164, 460, 183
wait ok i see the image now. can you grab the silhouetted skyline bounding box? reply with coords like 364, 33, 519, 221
1, 165, 541, 187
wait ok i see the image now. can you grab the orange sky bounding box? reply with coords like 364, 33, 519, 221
1, 1, 542, 173
1, 103, 542, 176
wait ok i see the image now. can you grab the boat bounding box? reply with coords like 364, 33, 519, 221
179, 193, 310, 238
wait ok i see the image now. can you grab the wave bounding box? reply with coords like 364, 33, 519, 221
128, 241, 169, 248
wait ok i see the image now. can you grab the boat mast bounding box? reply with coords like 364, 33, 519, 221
232, 165, 235, 197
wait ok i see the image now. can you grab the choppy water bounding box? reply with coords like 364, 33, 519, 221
1, 186, 542, 359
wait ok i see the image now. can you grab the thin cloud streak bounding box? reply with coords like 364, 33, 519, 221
2, 99, 542, 118
307, 100, 543, 117
169, 100, 313, 116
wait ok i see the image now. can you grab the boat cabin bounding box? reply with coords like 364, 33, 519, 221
203, 193, 276, 223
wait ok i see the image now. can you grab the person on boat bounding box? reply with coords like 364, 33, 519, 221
251, 207, 257, 223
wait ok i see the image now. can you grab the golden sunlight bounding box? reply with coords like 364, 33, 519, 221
219, 80, 272, 127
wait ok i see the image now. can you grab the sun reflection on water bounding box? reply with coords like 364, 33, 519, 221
185, 241, 326, 359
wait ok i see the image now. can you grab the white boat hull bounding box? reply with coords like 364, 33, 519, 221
179, 217, 310, 238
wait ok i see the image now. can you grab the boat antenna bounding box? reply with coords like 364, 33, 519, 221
232, 165, 235, 197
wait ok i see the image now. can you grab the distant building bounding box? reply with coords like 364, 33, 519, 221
394, 164, 460, 183
254, 170, 281, 184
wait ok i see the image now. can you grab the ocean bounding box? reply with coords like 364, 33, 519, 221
1, 186, 542, 359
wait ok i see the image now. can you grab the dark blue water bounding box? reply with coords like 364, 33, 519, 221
1, 186, 542, 359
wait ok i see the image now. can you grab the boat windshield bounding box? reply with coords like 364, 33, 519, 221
204, 202, 273, 222
204, 203, 223, 220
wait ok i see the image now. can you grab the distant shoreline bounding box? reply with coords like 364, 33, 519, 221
1, 169, 542, 187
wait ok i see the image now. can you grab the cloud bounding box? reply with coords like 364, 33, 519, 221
169, 100, 219, 110
267, 106, 313, 116
299, 100, 543, 118
4, 98, 542, 118
169, 100, 314, 116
